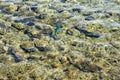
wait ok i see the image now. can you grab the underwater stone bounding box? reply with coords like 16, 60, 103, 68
42, 28, 53, 35
56, 9, 64, 13
41, 25, 53, 35
35, 14, 47, 19
74, 61, 102, 72
52, 61, 62, 68
4, 4, 18, 12
0, 22, 6, 28
24, 27, 42, 40
71, 41, 78, 46
66, 29, 73, 35
21, 47, 36, 53
13, 13, 19, 16
23, 17, 36, 23
59, 56, 68, 64
110, 41, 120, 49
57, 45, 70, 53
31, 6, 37, 12
109, 27, 120, 32
52, 36, 61, 40
0, 29, 5, 35
1, 9, 12, 15
35, 46, 50, 52
72, 7, 81, 13
27, 21, 35, 26
14, 19, 25, 23
7, 47, 23, 62
81, 11, 92, 16
35, 25, 44, 30
27, 12, 36, 16
18, 5, 29, 12
74, 27, 100, 38
0, 46, 6, 54
85, 16, 95, 21
96, 10, 102, 13
0, 54, 11, 63
27, 56, 38, 61
34, 40, 51, 52
0, 22, 11, 35
20, 41, 36, 53
58, 45, 65, 51
31, 32, 42, 39
104, 13, 111, 18
11, 23, 25, 30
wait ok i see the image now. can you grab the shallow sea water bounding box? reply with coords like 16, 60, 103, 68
0, 0, 120, 80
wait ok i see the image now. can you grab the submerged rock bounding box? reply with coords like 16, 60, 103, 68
27, 21, 35, 26
72, 7, 81, 13
35, 14, 47, 19
66, 29, 73, 35
31, 6, 37, 12
7, 47, 23, 62
35, 46, 50, 52
4, 4, 18, 12
20, 41, 36, 52
110, 41, 120, 49
0, 46, 6, 54
34, 40, 51, 52
0, 28, 6, 35
73, 61, 102, 72
42, 28, 53, 35
75, 27, 101, 38
24, 26, 42, 39
11, 23, 25, 30
85, 16, 95, 21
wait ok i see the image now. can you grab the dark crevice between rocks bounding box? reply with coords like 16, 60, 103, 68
75, 27, 100, 38
7, 47, 23, 63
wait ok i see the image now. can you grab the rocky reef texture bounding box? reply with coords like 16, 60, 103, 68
0, 0, 120, 80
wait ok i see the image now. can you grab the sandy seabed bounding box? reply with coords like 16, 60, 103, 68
0, 0, 120, 80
